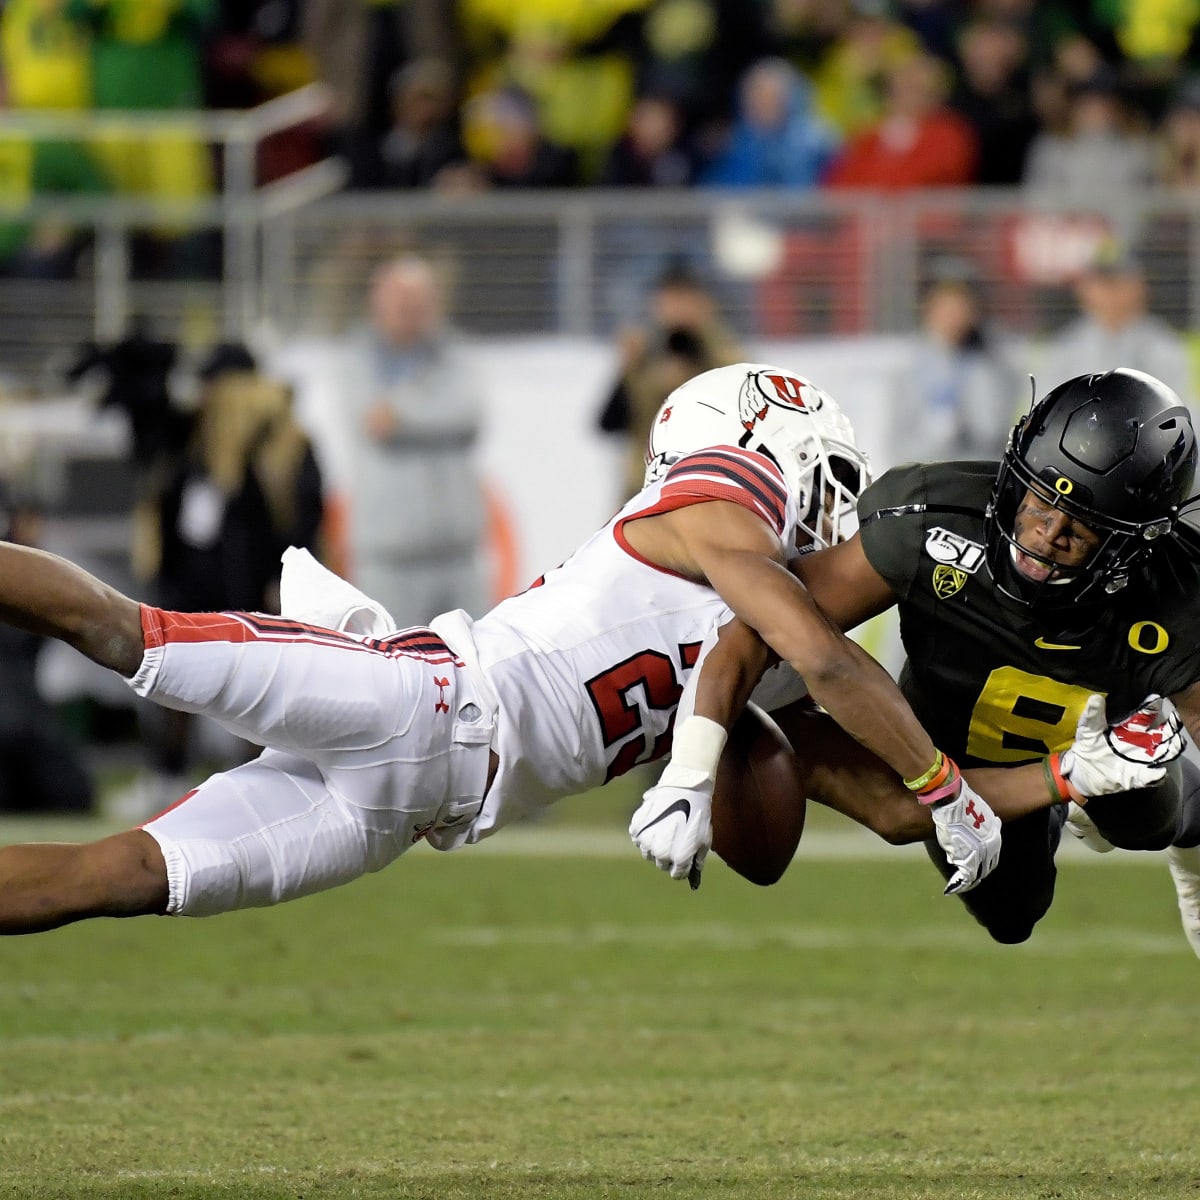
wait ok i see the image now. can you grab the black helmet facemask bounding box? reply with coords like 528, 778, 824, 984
985, 369, 1197, 610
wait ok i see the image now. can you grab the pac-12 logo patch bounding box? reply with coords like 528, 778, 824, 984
924, 527, 985, 573
933, 565, 968, 598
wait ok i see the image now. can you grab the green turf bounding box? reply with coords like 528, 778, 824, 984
0, 829, 1197, 1199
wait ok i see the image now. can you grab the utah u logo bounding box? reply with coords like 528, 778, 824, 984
763, 373, 807, 407
737, 369, 825, 433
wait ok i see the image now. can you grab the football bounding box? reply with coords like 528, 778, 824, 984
711, 703, 806, 886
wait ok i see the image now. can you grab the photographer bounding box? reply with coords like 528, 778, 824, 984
597, 260, 743, 500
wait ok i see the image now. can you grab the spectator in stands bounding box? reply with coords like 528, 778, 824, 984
824, 53, 978, 189
811, 0, 922, 137
0, 139, 110, 281
446, 85, 578, 190
204, 1, 321, 184
950, 15, 1038, 185
597, 260, 743, 501
1039, 238, 1196, 409
0, 0, 91, 111
763, 0, 849, 78
1160, 73, 1200, 188
121, 342, 325, 818
894, 0, 958, 61
353, 57, 466, 190
624, 0, 770, 134
887, 259, 1019, 468
460, 3, 640, 185
699, 58, 840, 189
64, 0, 219, 277
206, 0, 314, 110
0, 0, 112, 279
0, 103, 111, 279
600, 91, 695, 188
339, 255, 486, 626
303, 0, 462, 172
0, 488, 95, 816
1022, 68, 1156, 217
66, 324, 193, 497
148, 343, 324, 619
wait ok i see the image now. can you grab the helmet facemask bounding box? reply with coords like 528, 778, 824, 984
762, 430, 868, 554
986, 454, 1167, 608
643, 365, 871, 553
985, 369, 1196, 610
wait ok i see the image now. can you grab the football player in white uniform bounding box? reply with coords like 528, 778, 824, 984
0, 363, 1000, 934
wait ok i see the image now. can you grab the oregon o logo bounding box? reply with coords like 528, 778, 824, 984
1128, 621, 1169, 654
1054, 476, 1074, 495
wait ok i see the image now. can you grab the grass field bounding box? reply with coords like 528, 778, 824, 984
1, 795, 1198, 1200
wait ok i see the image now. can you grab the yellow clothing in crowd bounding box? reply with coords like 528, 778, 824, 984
0, 0, 91, 110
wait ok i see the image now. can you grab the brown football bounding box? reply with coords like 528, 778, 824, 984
711, 704, 806, 886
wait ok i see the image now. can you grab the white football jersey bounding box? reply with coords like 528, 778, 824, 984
440, 445, 810, 843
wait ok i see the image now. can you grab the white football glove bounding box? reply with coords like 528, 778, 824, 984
928, 775, 1002, 896
629, 766, 713, 889
1060, 693, 1185, 799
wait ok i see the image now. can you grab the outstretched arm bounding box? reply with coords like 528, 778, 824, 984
789, 531, 898, 632
669, 502, 937, 781
624, 500, 1001, 893
0, 542, 144, 676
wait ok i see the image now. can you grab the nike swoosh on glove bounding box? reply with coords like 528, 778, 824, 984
1061, 693, 1185, 799
629, 767, 713, 888
929, 775, 1002, 896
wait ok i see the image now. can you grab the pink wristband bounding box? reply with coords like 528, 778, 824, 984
915, 756, 961, 807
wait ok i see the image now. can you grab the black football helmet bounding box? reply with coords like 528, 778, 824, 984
985, 368, 1197, 607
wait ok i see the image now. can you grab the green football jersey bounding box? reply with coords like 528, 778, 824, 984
858, 461, 1200, 768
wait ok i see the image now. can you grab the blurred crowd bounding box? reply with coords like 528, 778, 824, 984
0, 0, 1197, 211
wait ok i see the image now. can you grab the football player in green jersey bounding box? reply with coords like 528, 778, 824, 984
709, 368, 1200, 955
700, 364, 1195, 955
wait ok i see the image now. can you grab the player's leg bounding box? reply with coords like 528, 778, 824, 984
0, 740, 449, 933
1083, 761, 1183, 851
143, 749, 414, 917
0, 831, 167, 934
131, 607, 460, 761
1166, 758, 1200, 957
136, 638, 493, 917
1061, 758, 1200, 958
921, 807, 1065, 944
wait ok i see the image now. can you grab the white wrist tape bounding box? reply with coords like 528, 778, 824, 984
660, 715, 728, 788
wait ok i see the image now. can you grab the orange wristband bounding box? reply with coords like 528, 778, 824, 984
1045, 752, 1084, 805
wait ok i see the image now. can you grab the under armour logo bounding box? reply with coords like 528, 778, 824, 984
434, 676, 450, 713
965, 799, 985, 830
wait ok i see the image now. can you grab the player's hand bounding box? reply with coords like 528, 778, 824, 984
929, 775, 1002, 896
1061, 693, 1185, 799
629, 767, 714, 889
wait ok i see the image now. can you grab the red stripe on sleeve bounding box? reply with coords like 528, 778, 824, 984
658, 449, 788, 535
140, 607, 264, 648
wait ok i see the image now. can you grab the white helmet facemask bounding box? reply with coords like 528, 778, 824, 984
644, 363, 871, 552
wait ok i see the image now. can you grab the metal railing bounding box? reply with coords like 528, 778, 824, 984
267, 187, 1200, 343
0, 105, 1196, 388
0, 85, 344, 369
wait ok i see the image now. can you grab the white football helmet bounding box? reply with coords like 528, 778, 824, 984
643, 363, 871, 551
